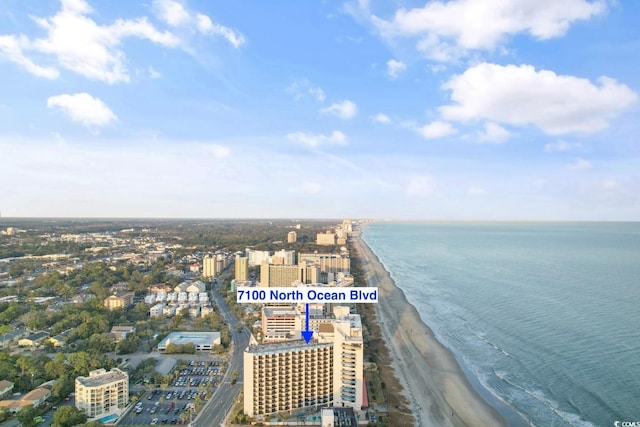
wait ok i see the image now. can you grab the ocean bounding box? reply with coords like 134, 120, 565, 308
361, 222, 640, 427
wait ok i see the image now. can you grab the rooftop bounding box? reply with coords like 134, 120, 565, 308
246, 339, 332, 355
76, 369, 128, 388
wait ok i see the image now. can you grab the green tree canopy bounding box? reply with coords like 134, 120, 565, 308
52, 405, 87, 427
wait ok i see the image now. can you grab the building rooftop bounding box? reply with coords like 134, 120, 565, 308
246, 339, 332, 355
157, 331, 221, 348
76, 369, 128, 388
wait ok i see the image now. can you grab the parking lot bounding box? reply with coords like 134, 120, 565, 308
119, 361, 223, 426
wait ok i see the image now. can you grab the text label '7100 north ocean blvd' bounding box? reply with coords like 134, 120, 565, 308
236, 287, 378, 303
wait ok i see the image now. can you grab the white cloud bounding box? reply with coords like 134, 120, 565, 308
417, 121, 457, 139
387, 59, 406, 79
152, 0, 190, 27
371, 113, 391, 124
566, 158, 592, 171
0, 0, 245, 83
287, 131, 347, 148
370, 0, 607, 61
25, 0, 179, 84
286, 79, 326, 102
0, 35, 59, 79
148, 66, 162, 79
321, 100, 358, 119
544, 140, 582, 152
468, 186, 487, 196
406, 174, 437, 197
152, 0, 246, 48
195, 14, 245, 48
47, 92, 117, 127
440, 63, 638, 135
477, 122, 510, 143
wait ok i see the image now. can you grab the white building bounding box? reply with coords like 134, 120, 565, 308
149, 303, 165, 318
75, 368, 129, 419
186, 281, 206, 293
273, 249, 296, 265
247, 249, 271, 267
144, 294, 156, 305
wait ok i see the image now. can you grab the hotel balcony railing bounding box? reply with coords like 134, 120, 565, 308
341, 395, 356, 402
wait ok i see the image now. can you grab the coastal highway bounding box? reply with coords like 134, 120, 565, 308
193, 278, 249, 427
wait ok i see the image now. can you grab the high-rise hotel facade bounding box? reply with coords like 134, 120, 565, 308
244, 307, 364, 418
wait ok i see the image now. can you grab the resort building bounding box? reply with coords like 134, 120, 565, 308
235, 256, 249, 281
202, 254, 217, 278
316, 232, 336, 246
262, 307, 302, 342
273, 249, 296, 265
75, 368, 129, 419
244, 340, 334, 417
246, 249, 271, 267
298, 253, 351, 274
260, 263, 320, 287
244, 306, 364, 418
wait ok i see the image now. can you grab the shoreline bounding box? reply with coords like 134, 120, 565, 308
352, 228, 508, 427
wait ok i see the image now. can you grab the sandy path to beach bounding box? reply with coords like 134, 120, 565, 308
353, 231, 506, 427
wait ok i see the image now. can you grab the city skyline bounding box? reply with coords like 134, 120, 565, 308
1, 0, 639, 220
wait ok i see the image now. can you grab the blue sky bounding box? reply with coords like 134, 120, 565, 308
0, 0, 638, 220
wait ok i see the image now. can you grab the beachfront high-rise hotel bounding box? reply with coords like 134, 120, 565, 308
244, 307, 364, 417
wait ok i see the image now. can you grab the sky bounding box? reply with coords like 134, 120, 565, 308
0, 0, 639, 220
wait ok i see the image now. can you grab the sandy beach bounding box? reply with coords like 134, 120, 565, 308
353, 229, 507, 427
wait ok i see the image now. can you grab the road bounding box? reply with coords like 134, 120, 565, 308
192, 278, 249, 427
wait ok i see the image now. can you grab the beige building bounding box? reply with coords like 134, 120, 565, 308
261, 307, 302, 342
260, 263, 320, 287
110, 326, 136, 342
103, 292, 134, 311
244, 307, 364, 418
202, 254, 217, 278
75, 368, 129, 419
244, 341, 334, 417
287, 231, 297, 243
316, 232, 336, 246
0, 387, 51, 413
235, 256, 249, 281
298, 253, 351, 274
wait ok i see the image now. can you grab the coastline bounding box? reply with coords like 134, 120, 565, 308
352, 227, 507, 427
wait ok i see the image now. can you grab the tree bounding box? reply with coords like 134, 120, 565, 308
51, 377, 74, 400
0, 324, 11, 348
52, 405, 87, 427
0, 407, 10, 423
16, 404, 37, 427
